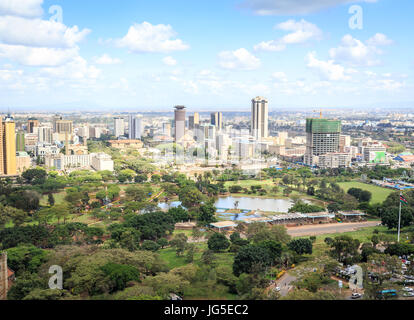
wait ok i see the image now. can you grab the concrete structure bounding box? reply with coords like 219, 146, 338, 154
339, 135, 351, 152
251, 97, 269, 140
108, 139, 143, 150
211, 112, 223, 131
338, 211, 366, 222
162, 122, 172, 137
188, 112, 199, 130
91, 153, 114, 172
210, 221, 237, 231
35, 143, 60, 158
174, 106, 186, 143
113, 117, 125, 138
38, 126, 53, 144
45, 154, 91, 170
16, 151, 31, 173
318, 152, 352, 169
304, 118, 341, 167
27, 118, 39, 133
0, 118, 17, 175
128, 114, 143, 140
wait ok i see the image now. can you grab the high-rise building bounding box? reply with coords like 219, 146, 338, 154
251, 97, 268, 140
114, 117, 125, 138
163, 122, 172, 137
189, 112, 199, 130
55, 119, 73, 135
38, 127, 53, 144
211, 112, 223, 131
16, 130, 25, 152
0, 117, 17, 175
174, 106, 186, 142
128, 114, 143, 140
27, 118, 39, 133
304, 118, 341, 166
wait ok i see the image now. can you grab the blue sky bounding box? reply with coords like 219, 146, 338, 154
0, 0, 413, 112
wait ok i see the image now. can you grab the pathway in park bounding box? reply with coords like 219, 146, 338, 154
286, 221, 381, 237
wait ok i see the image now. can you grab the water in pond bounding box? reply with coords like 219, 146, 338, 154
215, 196, 309, 213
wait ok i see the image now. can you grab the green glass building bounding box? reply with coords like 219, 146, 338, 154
16, 130, 25, 152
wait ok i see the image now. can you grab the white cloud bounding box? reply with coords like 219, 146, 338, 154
0, 44, 79, 66
218, 48, 261, 70
41, 56, 101, 80
255, 19, 321, 52
272, 71, 288, 82
162, 56, 177, 66
241, 0, 377, 16
254, 40, 286, 52
276, 19, 322, 44
0, 0, 43, 18
116, 22, 189, 53
0, 16, 90, 48
306, 52, 351, 81
94, 54, 121, 65
329, 34, 383, 67
366, 33, 393, 46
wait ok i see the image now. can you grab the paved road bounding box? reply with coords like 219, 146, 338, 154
277, 273, 297, 296
287, 221, 380, 237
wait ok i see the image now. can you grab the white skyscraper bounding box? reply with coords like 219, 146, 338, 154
114, 117, 125, 138
251, 97, 269, 140
128, 114, 143, 140
38, 126, 53, 144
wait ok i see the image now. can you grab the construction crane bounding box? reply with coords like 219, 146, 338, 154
313, 109, 323, 118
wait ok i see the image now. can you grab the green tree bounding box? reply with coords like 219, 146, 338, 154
208, 232, 230, 252
288, 238, 313, 255
101, 263, 141, 292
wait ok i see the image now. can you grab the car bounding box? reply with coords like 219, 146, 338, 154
351, 293, 362, 299
405, 280, 414, 284
274, 287, 281, 292
402, 292, 414, 297
402, 287, 414, 292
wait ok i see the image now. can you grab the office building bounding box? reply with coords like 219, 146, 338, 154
27, 118, 39, 133
189, 112, 199, 130
251, 97, 269, 140
38, 127, 53, 144
174, 106, 186, 142
16, 131, 25, 152
114, 117, 125, 138
211, 112, 223, 131
128, 114, 143, 140
91, 153, 114, 172
0, 117, 17, 176
16, 151, 31, 173
162, 122, 172, 137
304, 118, 341, 166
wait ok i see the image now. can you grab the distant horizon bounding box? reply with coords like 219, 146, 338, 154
1, 0, 413, 110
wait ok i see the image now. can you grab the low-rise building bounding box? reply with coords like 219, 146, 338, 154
16, 151, 31, 173
91, 153, 114, 172
108, 139, 143, 150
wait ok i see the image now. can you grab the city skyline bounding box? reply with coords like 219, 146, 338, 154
0, 0, 413, 111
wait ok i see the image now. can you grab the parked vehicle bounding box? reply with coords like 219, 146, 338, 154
351, 293, 362, 299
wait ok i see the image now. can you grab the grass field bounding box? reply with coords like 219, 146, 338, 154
337, 181, 394, 204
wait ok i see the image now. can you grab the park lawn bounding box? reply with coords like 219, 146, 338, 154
40, 191, 66, 206
301, 225, 410, 245
337, 181, 394, 204
224, 179, 276, 189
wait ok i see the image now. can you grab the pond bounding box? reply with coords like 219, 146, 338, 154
158, 196, 310, 214
215, 196, 310, 213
